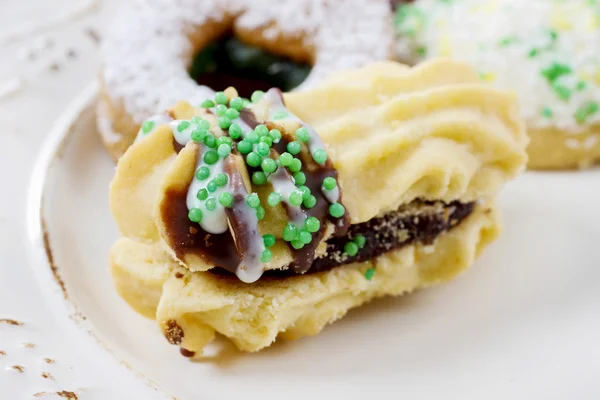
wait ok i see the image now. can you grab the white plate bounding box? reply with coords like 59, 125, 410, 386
28, 83, 600, 399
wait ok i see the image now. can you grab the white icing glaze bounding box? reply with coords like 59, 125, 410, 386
232, 198, 266, 284
322, 185, 340, 204
100, 0, 393, 124
269, 166, 306, 226
134, 113, 174, 143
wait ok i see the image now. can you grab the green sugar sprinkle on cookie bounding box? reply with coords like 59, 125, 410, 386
201, 99, 215, 108
207, 180, 218, 193
267, 192, 281, 207
312, 149, 328, 165
196, 188, 208, 201
304, 216, 320, 233
215, 91, 228, 105
575, 102, 599, 124
177, 121, 190, 132
261, 158, 277, 173
364, 268, 376, 281
278, 152, 293, 167
541, 62, 572, 83
188, 208, 203, 223
353, 234, 366, 249
541, 106, 553, 119
245, 130, 259, 144
344, 241, 359, 257
303, 195, 317, 209
256, 205, 266, 220
191, 128, 207, 142
205, 197, 217, 211
289, 158, 302, 173
269, 129, 282, 143
293, 172, 306, 185
295, 127, 310, 142
215, 104, 227, 117
218, 136, 233, 146
141, 120, 155, 134
204, 134, 217, 148
273, 111, 288, 120
251, 90, 265, 103
255, 125, 269, 137
225, 108, 239, 120
299, 230, 312, 245
237, 140, 252, 154
217, 143, 231, 158
263, 234, 276, 248
195, 166, 210, 181
291, 240, 305, 250
322, 177, 337, 190
246, 193, 260, 208
261, 249, 272, 263
256, 142, 270, 156
203, 150, 219, 165
218, 192, 233, 207
214, 173, 228, 187
218, 116, 232, 130
229, 123, 242, 139
282, 223, 299, 242
246, 152, 262, 167
260, 136, 273, 147
329, 202, 345, 218
287, 141, 302, 155
252, 171, 267, 185
229, 97, 244, 111
298, 185, 311, 200
289, 190, 304, 206
553, 84, 572, 101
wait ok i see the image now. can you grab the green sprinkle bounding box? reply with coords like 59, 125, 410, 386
299, 230, 312, 244
246, 152, 262, 167
204, 134, 217, 148
251, 90, 264, 103
267, 192, 281, 207
207, 180, 218, 193
329, 202, 345, 218
291, 240, 305, 250
269, 129, 282, 143
322, 177, 337, 190
261, 248, 272, 263
577, 81, 587, 91
218, 136, 233, 146
201, 99, 215, 108
528, 48, 540, 58
217, 143, 231, 158
303, 195, 317, 209
197, 120, 211, 130
282, 223, 299, 242
256, 142, 270, 156
195, 166, 210, 181
237, 140, 252, 154
256, 206, 265, 220
214, 173, 228, 187
215, 104, 227, 117
229, 123, 242, 139
273, 111, 288, 120
218, 117, 232, 130
289, 158, 302, 173
298, 185, 311, 200
344, 241, 359, 256
196, 188, 208, 201
293, 172, 306, 185
542, 62, 572, 83
260, 136, 273, 147
416, 46, 427, 56
191, 116, 203, 124
312, 149, 328, 165
304, 216, 320, 233
549, 30, 558, 43
295, 127, 310, 142
177, 121, 190, 132
255, 125, 269, 137
141, 120, 155, 134
260, 158, 276, 173
242, 98, 252, 107
191, 128, 207, 142
575, 102, 599, 124
229, 97, 244, 111
252, 171, 267, 185
353, 234, 366, 248
188, 208, 203, 223
218, 192, 233, 207
246, 193, 260, 208
541, 107, 553, 119
203, 150, 219, 165
215, 92, 228, 105
246, 130, 259, 144
287, 141, 302, 155
205, 197, 217, 211
289, 190, 304, 206
225, 108, 239, 120
499, 36, 518, 47
364, 268, 376, 281
553, 84, 572, 101
263, 234, 276, 248
279, 152, 293, 167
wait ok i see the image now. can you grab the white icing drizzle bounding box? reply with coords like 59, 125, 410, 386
322, 185, 340, 204
269, 167, 306, 226
264, 89, 327, 157
134, 113, 174, 143
100, 0, 393, 124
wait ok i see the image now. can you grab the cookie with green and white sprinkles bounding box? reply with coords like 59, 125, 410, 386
395, 0, 600, 169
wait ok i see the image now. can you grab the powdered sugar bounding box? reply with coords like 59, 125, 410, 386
101, 0, 393, 124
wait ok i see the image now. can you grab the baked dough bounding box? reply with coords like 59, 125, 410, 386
98, 0, 394, 159
108, 60, 528, 354
394, 0, 600, 169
